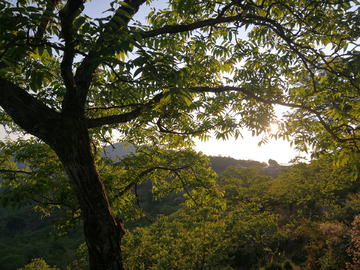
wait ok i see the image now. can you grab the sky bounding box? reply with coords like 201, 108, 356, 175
0, 0, 305, 164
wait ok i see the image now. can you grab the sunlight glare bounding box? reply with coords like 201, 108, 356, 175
269, 123, 279, 133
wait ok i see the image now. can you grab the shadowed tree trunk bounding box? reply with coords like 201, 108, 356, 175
49, 120, 126, 270
0, 78, 126, 269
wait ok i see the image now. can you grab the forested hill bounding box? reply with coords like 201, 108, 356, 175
103, 143, 268, 174
3, 149, 358, 270
208, 155, 267, 174
0, 145, 276, 270
101, 143, 136, 160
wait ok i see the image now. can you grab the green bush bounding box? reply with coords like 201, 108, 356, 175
0, 253, 27, 270
283, 260, 293, 270
265, 262, 283, 270
18, 258, 58, 270
6, 217, 26, 231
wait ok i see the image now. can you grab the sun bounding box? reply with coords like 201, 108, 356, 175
269, 123, 279, 133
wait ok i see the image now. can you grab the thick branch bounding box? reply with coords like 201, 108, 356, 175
141, 12, 288, 39
142, 14, 245, 39
115, 182, 135, 198
0, 77, 61, 140
87, 108, 143, 128
59, 0, 85, 115
87, 92, 163, 128
107, 0, 147, 32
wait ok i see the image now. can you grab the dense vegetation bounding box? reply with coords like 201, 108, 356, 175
78, 159, 360, 270
0, 154, 264, 270
3, 155, 360, 269
1, 0, 360, 269
0, 205, 84, 270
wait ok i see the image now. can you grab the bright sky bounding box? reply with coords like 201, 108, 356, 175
195, 134, 300, 164
0, 0, 304, 164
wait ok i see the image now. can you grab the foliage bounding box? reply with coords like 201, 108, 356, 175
268, 159, 279, 167
208, 156, 267, 174
0, 205, 84, 270
0, 138, 223, 233
121, 166, 287, 270
0, 0, 360, 268
271, 158, 359, 217
346, 215, 360, 270
18, 258, 59, 270
123, 209, 233, 270
67, 243, 89, 270
318, 222, 350, 269
6, 217, 26, 231
0, 139, 80, 231
120, 159, 360, 270
265, 262, 283, 270
0, 0, 358, 157
7, 156, 360, 270
220, 165, 274, 205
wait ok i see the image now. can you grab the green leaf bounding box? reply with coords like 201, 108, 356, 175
115, 8, 132, 19
38, 46, 44, 57
74, 16, 86, 29
118, 2, 134, 10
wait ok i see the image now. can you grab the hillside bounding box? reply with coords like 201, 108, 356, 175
0, 145, 279, 270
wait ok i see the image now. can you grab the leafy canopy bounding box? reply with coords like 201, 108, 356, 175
0, 0, 358, 149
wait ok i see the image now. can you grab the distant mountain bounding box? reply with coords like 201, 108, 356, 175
208, 155, 267, 174
102, 143, 274, 174
1, 143, 278, 181
101, 143, 136, 159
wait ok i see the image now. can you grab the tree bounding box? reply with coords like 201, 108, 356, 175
268, 159, 279, 167
18, 258, 58, 270
220, 165, 273, 205
0, 0, 359, 269
272, 158, 358, 216
346, 215, 360, 270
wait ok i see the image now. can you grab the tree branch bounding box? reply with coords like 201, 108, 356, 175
116, 165, 190, 193
0, 169, 32, 175
86, 92, 163, 128
140, 11, 292, 39
59, 0, 85, 115
71, 0, 147, 114
115, 182, 135, 198
141, 14, 245, 39
0, 77, 61, 141
134, 184, 153, 223
87, 108, 142, 128
172, 170, 198, 206
189, 86, 347, 144
156, 117, 217, 136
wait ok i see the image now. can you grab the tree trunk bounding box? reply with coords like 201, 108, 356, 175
46, 118, 125, 270
0, 58, 127, 270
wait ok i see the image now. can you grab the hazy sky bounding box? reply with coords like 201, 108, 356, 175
0, 0, 303, 164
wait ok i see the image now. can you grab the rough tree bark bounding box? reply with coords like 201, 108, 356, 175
48, 119, 126, 270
